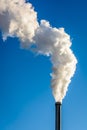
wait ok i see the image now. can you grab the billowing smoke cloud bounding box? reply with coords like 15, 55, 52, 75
0, 0, 77, 103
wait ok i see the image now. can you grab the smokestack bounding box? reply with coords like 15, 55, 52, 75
55, 102, 61, 130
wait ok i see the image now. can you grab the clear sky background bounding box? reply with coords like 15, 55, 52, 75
0, 0, 87, 130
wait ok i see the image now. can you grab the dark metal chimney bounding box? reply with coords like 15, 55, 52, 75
55, 102, 61, 130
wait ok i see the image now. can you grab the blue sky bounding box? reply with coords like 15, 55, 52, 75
0, 0, 87, 130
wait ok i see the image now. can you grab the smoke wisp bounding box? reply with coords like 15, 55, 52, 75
0, 0, 77, 103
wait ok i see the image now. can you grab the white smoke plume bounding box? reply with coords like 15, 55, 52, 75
0, 0, 77, 103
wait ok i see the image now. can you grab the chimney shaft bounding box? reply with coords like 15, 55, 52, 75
55, 102, 61, 130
